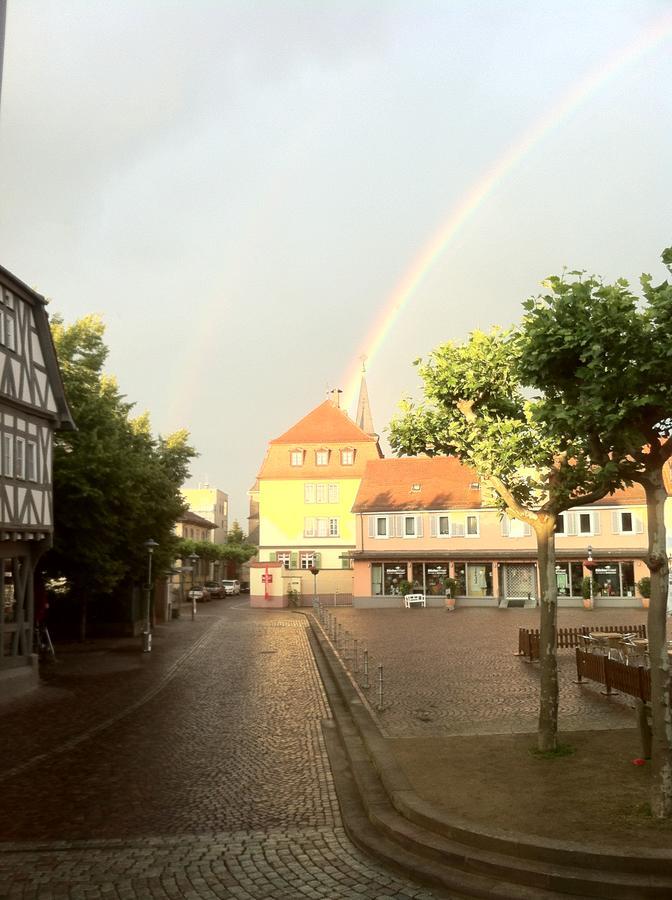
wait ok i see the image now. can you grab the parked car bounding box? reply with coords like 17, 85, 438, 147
204, 581, 224, 599
222, 579, 240, 595
187, 584, 206, 602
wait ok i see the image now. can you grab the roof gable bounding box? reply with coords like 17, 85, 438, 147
272, 400, 376, 445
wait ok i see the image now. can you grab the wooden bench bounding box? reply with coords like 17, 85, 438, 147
404, 593, 426, 608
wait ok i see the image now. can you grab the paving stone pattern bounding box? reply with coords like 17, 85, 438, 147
0, 604, 438, 899
325, 606, 650, 737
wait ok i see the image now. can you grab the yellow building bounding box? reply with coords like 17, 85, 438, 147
251, 387, 382, 607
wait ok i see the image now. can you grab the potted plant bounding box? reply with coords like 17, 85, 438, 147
581, 576, 594, 611
636, 576, 651, 609
444, 576, 459, 611
398, 579, 413, 597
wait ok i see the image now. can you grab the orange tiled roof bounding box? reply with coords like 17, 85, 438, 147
272, 400, 377, 445
352, 457, 652, 513
353, 457, 481, 512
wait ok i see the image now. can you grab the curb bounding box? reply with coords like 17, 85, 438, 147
305, 612, 672, 899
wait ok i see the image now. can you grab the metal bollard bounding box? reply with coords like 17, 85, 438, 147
377, 663, 384, 711
363, 649, 369, 689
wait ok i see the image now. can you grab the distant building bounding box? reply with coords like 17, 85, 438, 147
351, 455, 662, 609
181, 486, 228, 544
0, 265, 75, 700
251, 382, 382, 607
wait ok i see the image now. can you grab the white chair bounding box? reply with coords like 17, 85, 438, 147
404, 593, 426, 608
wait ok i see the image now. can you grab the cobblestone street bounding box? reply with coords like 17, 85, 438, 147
322, 605, 650, 737
0, 602, 438, 900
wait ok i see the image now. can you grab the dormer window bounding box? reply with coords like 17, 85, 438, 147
290, 449, 305, 467
315, 449, 330, 466
340, 448, 355, 466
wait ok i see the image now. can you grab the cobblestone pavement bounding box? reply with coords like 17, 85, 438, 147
322, 606, 651, 737
0, 602, 438, 899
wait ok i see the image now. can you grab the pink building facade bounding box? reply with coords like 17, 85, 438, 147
351, 457, 654, 609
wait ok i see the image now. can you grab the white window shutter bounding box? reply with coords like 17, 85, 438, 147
500, 516, 510, 537
592, 511, 601, 535
567, 512, 578, 536
368, 516, 375, 538
611, 511, 620, 534
430, 515, 437, 537
416, 515, 424, 538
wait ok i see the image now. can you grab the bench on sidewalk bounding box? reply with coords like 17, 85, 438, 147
404, 593, 426, 608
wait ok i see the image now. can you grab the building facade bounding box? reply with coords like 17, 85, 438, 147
251, 390, 382, 607
351, 456, 654, 608
181, 486, 228, 544
0, 265, 74, 699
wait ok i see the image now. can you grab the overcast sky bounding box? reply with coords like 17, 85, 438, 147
1, 1, 670, 528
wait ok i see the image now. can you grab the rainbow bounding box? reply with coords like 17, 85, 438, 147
342, 10, 672, 412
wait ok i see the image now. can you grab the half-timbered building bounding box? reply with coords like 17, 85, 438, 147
0, 264, 74, 700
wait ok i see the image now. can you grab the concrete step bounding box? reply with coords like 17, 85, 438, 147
308, 617, 672, 900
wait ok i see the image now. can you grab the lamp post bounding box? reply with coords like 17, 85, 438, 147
142, 539, 159, 652
188, 553, 199, 620
585, 545, 595, 610
310, 565, 320, 610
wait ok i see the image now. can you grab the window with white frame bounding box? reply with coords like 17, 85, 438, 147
290, 449, 304, 466
558, 510, 600, 536
611, 510, 642, 534
315, 449, 329, 466
501, 516, 532, 538
276, 551, 291, 569
15, 437, 25, 480
340, 448, 355, 465
2, 433, 13, 477
26, 441, 37, 481
300, 552, 317, 569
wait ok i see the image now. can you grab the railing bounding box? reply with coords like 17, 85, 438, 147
575, 648, 652, 701
313, 601, 386, 710
517, 624, 647, 662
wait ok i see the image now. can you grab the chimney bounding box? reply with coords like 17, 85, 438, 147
329, 388, 342, 408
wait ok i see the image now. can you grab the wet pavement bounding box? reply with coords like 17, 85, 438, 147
0, 602, 438, 899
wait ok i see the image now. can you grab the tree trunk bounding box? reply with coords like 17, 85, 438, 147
643, 474, 672, 818
536, 519, 559, 752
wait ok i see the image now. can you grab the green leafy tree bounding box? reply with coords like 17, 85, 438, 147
389, 329, 619, 752
519, 249, 672, 815
48, 315, 196, 638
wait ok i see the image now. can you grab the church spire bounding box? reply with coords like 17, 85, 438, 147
355, 356, 376, 438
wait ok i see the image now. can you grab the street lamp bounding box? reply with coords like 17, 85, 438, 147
585, 545, 596, 610
188, 553, 199, 620
309, 565, 320, 610
142, 539, 159, 652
